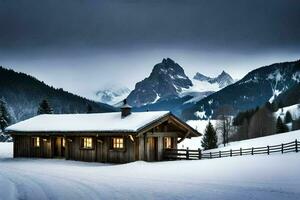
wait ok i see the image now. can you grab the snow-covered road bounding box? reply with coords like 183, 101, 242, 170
0, 143, 300, 200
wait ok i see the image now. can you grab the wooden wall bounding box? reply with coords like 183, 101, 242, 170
13, 135, 52, 158
65, 136, 96, 162
12, 127, 182, 163
65, 135, 137, 163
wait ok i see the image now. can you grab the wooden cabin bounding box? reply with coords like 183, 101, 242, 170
5, 102, 200, 163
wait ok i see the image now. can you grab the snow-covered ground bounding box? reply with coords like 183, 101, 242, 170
183, 127, 300, 151
1, 142, 300, 200
207, 129, 300, 152
275, 104, 300, 120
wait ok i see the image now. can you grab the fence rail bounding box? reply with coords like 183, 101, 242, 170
163, 139, 299, 160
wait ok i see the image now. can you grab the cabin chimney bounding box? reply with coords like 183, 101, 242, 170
121, 99, 132, 118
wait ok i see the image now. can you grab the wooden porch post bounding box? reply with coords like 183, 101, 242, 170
157, 136, 163, 161
138, 135, 145, 160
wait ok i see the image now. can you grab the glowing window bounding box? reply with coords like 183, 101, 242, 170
33, 137, 40, 147
112, 138, 124, 149
82, 137, 93, 149
62, 138, 65, 148
164, 137, 172, 149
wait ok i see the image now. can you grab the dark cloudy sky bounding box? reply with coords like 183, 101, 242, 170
0, 0, 300, 99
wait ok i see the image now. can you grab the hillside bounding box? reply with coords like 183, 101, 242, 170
0, 67, 115, 122
273, 83, 300, 108
182, 60, 300, 120
182, 127, 300, 151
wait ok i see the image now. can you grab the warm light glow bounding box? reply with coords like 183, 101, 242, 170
164, 137, 172, 149
82, 137, 93, 148
113, 138, 124, 149
62, 138, 65, 147
129, 135, 134, 142
33, 137, 40, 147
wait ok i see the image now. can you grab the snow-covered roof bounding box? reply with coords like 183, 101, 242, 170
5, 111, 170, 133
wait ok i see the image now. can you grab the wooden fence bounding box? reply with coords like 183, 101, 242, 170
163, 139, 299, 160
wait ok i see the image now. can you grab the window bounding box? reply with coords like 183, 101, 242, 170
112, 137, 124, 149
62, 138, 65, 148
81, 137, 93, 149
164, 137, 172, 149
33, 137, 40, 147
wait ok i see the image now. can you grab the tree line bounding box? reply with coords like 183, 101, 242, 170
0, 99, 95, 133
201, 101, 300, 150
230, 101, 300, 142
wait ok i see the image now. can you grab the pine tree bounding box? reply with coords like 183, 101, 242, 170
276, 117, 289, 133
0, 100, 11, 132
264, 102, 274, 112
37, 99, 53, 115
248, 107, 276, 138
271, 102, 278, 112
284, 111, 293, 124
87, 104, 93, 113
292, 118, 300, 131
201, 121, 218, 150
278, 101, 284, 109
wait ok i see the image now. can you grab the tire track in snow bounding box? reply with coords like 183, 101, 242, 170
0, 169, 49, 200
0, 165, 103, 200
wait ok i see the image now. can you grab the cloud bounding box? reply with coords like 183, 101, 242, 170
0, 0, 300, 51
0, 0, 300, 99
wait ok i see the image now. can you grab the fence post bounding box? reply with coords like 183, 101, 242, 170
251, 147, 254, 155
240, 148, 242, 156
198, 148, 202, 159
186, 147, 189, 160
219, 151, 221, 158
281, 144, 284, 154
230, 149, 232, 157
296, 139, 298, 153
267, 146, 269, 155
210, 152, 212, 159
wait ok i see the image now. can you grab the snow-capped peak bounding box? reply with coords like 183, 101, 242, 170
126, 58, 193, 107
193, 70, 234, 89
95, 86, 131, 106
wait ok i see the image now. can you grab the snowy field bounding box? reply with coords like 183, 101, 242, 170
208, 129, 300, 152
0, 143, 300, 200
182, 127, 300, 151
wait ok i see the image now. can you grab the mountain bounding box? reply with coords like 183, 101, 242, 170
181, 70, 234, 104
128, 58, 234, 116
133, 92, 213, 117
193, 70, 234, 88
182, 60, 300, 120
0, 66, 115, 123
127, 58, 193, 107
273, 82, 300, 108
95, 86, 131, 106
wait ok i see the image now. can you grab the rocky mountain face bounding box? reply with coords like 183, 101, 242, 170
193, 70, 234, 88
182, 60, 300, 120
127, 58, 235, 116
127, 58, 192, 107
95, 87, 131, 106
0, 67, 115, 123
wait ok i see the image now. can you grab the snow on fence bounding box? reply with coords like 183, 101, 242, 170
163, 139, 299, 160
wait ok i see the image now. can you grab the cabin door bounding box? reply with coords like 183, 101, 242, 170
148, 137, 158, 161
53, 137, 65, 158
96, 138, 103, 162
